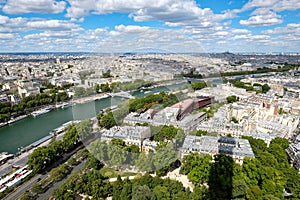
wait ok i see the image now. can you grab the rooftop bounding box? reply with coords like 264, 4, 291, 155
182, 135, 255, 158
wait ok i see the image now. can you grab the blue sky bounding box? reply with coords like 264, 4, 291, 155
0, 0, 299, 52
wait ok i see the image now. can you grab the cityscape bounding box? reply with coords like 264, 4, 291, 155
0, 0, 300, 200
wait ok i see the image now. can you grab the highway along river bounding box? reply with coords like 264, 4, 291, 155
0, 83, 186, 154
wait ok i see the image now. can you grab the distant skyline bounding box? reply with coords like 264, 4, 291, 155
0, 0, 299, 53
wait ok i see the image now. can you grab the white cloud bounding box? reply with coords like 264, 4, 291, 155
24, 31, 77, 40
0, 1, 298, 53
115, 24, 149, 33
0, 15, 82, 44
0, 15, 9, 24
64, 0, 240, 52
241, 0, 279, 11
66, 0, 234, 27
262, 23, 300, 34
236, 0, 300, 27
232, 28, 251, 34
274, 0, 300, 12
27, 20, 81, 31
252, 35, 270, 40
240, 11, 282, 27
261, 24, 300, 45
0, 33, 15, 39
233, 34, 251, 40
241, 0, 300, 12
2, 0, 66, 14
0, 15, 28, 33
92, 25, 207, 53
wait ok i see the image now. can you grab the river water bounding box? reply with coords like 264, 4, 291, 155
0, 83, 187, 154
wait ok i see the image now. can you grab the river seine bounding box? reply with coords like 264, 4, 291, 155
0, 83, 186, 153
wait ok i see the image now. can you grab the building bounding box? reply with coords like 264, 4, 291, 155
171, 96, 213, 120
0, 94, 9, 103
286, 139, 300, 171
100, 126, 151, 150
124, 97, 211, 133
9, 94, 22, 104
191, 83, 251, 102
181, 135, 255, 164
178, 112, 207, 133
141, 138, 158, 153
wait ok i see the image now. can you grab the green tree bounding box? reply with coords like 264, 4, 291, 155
242, 136, 267, 156
100, 83, 111, 92
153, 143, 177, 172
27, 147, 49, 173
31, 183, 44, 194
269, 137, 289, 150
102, 72, 112, 78
246, 185, 263, 200
153, 125, 181, 142
19, 191, 32, 200
90, 139, 108, 162
232, 179, 247, 199
186, 155, 212, 186
153, 185, 171, 200
63, 125, 79, 151
135, 152, 154, 172
100, 112, 117, 129
111, 138, 126, 148
262, 84, 271, 93
112, 175, 123, 200
227, 95, 238, 103
120, 179, 132, 200
74, 87, 86, 98
85, 154, 104, 170
208, 154, 234, 199
76, 119, 93, 139
107, 142, 127, 168
231, 117, 239, 123
191, 82, 207, 90
195, 130, 208, 136
174, 129, 185, 148
94, 83, 100, 93
132, 185, 156, 200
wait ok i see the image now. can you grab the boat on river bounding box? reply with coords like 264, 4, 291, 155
8, 115, 28, 124
31, 107, 53, 117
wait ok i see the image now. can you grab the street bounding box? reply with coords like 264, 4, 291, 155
37, 160, 86, 200
2, 174, 45, 200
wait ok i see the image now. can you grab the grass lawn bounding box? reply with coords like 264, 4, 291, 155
99, 167, 137, 178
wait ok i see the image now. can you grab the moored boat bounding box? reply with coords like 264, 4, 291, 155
8, 115, 28, 124
31, 107, 53, 117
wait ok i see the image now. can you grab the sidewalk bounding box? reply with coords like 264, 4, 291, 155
0, 131, 66, 178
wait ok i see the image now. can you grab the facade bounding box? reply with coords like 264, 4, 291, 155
286, 142, 300, 171
124, 97, 210, 133
141, 138, 158, 153
181, 135, 255, 164
100, 126, 151, 150
226, 94, 299, 144
171, 96, 213, 120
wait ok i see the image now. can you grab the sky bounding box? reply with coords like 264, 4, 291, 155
0, 0, 299, 53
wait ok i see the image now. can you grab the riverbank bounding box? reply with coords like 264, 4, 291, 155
71, 93, 109, 104
0, 81, 187, 154
0, 121, 76, 178
0, 93, 109, 129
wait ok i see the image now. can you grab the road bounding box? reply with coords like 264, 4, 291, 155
0, 153, 29, 177
108, 168, 194, 191
2, 145, 84, 200
108, 176, 136, 182
0, 131, 66, 178
161, 168, 194, 192
2, 174, 46, 200
37, 160, 86, 200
